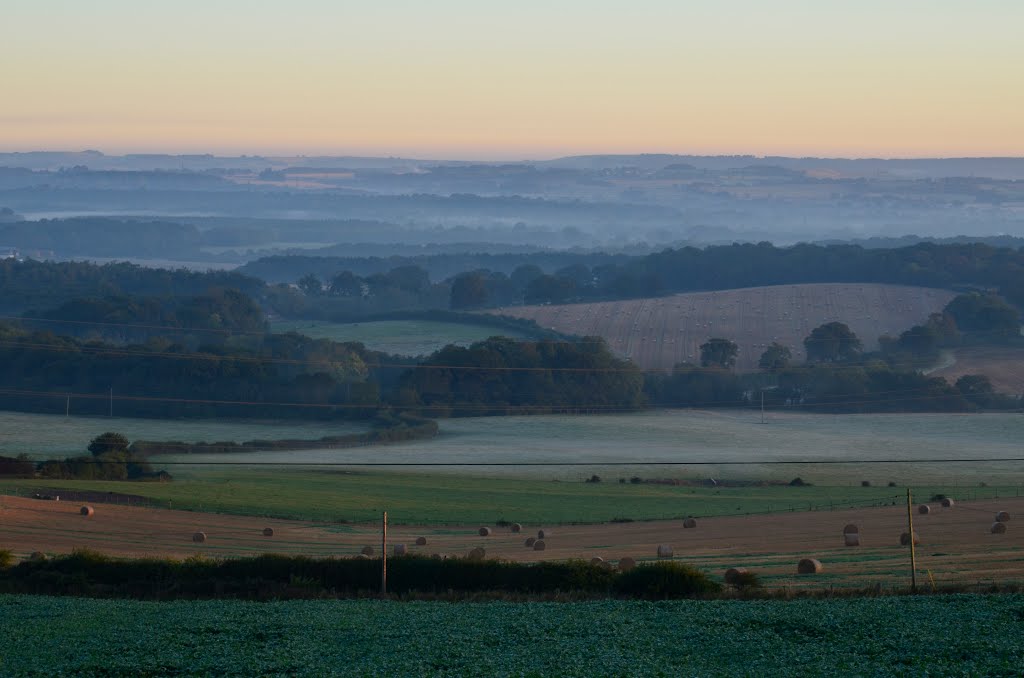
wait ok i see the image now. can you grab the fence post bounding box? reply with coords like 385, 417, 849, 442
381, 511, 388, 596
906, 488, 917, 592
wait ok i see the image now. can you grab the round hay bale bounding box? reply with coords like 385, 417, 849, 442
262, 527, 274, 537
80, 506, 94, 517
941, 497, 954, 508
724, 567, 749, 585
991, 521, 1007, 534
996, 511, 1011, 523
415, 536, 427, 546
656, 544, 674, 558
683, 518, 697, 529
524, 537, 536, 547
468, 547, 486, 561
618, 557, 636, 572
394, 544, 408, 557
192, 532, 207, 543
797, 558, 823, 574
533, 539, 546, 551
510, 523, 522, 533
899, 531, 920, 546
844, 533, 861, 547
842, 523, 859, 535
537, 529, 550, 539
478, 526, 492, 537
918, 504, 931, 515
360, 545, 374, 556
590, 557, 604, 566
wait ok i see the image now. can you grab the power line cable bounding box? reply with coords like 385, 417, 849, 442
0, 383, 1003, 413
25, 459, 1024, 466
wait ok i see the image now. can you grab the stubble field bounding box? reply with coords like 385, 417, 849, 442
3, 493, 1022, 591
490, 283, 956, 371
933, 346, 1024, 396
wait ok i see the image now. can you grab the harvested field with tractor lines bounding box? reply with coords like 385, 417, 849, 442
3, 493, 1022, 590
491, 283, 956, 371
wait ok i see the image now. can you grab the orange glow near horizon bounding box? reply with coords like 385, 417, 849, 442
3, 1, 1023, 159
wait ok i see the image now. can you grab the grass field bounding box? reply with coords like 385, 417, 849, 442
153, 409, 1024, 485
3, 409, 1023, 524
0, 412, 366, 461
490, 283, 955, 371
269, 319, 528, 356
2, 595, 1021, 676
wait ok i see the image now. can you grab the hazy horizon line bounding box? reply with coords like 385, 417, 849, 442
4, 148, 1024, 163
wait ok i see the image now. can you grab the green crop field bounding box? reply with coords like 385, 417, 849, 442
269, 319, 528, 356
1, 594, 1020, 676
0, 412, 367, 461
1, 468, 1014, 524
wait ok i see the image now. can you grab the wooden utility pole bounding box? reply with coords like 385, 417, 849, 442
906, 489, 917, 592
381, 511, 388, 595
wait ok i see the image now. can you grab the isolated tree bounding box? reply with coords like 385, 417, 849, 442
524, 274, 575, 304
554, 263, 593, 290
956, 374, 996, 409
956, 374, 993, 395
758, 342, 792, 371
87, 432, 130, 456
700, 337, 739, 369
510, 264, 544, 294
804, 322, 862, 363
297, 274, 322, 297
329, 271, 363, 297
944, 293, 1020, 340
383, 265, 431, 294
449, 272, 489, 309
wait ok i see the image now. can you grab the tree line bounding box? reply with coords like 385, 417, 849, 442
645, 292, 1021, 413
273, 241, 1024, 317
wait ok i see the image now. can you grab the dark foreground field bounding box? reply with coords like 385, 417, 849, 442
1, 594, 1020, 676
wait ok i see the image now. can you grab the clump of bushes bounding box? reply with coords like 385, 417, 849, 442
731, 570, 761, 591
0, 551, 720, 600
614, 562, 721, 598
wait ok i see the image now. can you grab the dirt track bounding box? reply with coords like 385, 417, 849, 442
3, 494, 1021, 589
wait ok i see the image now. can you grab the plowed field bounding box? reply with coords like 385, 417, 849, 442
4, 494, 1021, 590
491, 283, 955, 371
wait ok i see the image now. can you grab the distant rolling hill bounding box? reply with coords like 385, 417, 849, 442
490, 283, 956, 372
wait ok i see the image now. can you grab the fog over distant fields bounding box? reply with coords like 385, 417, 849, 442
1, 152, 1023, 269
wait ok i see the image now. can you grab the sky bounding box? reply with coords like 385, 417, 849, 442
3, 0, 1023, 159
